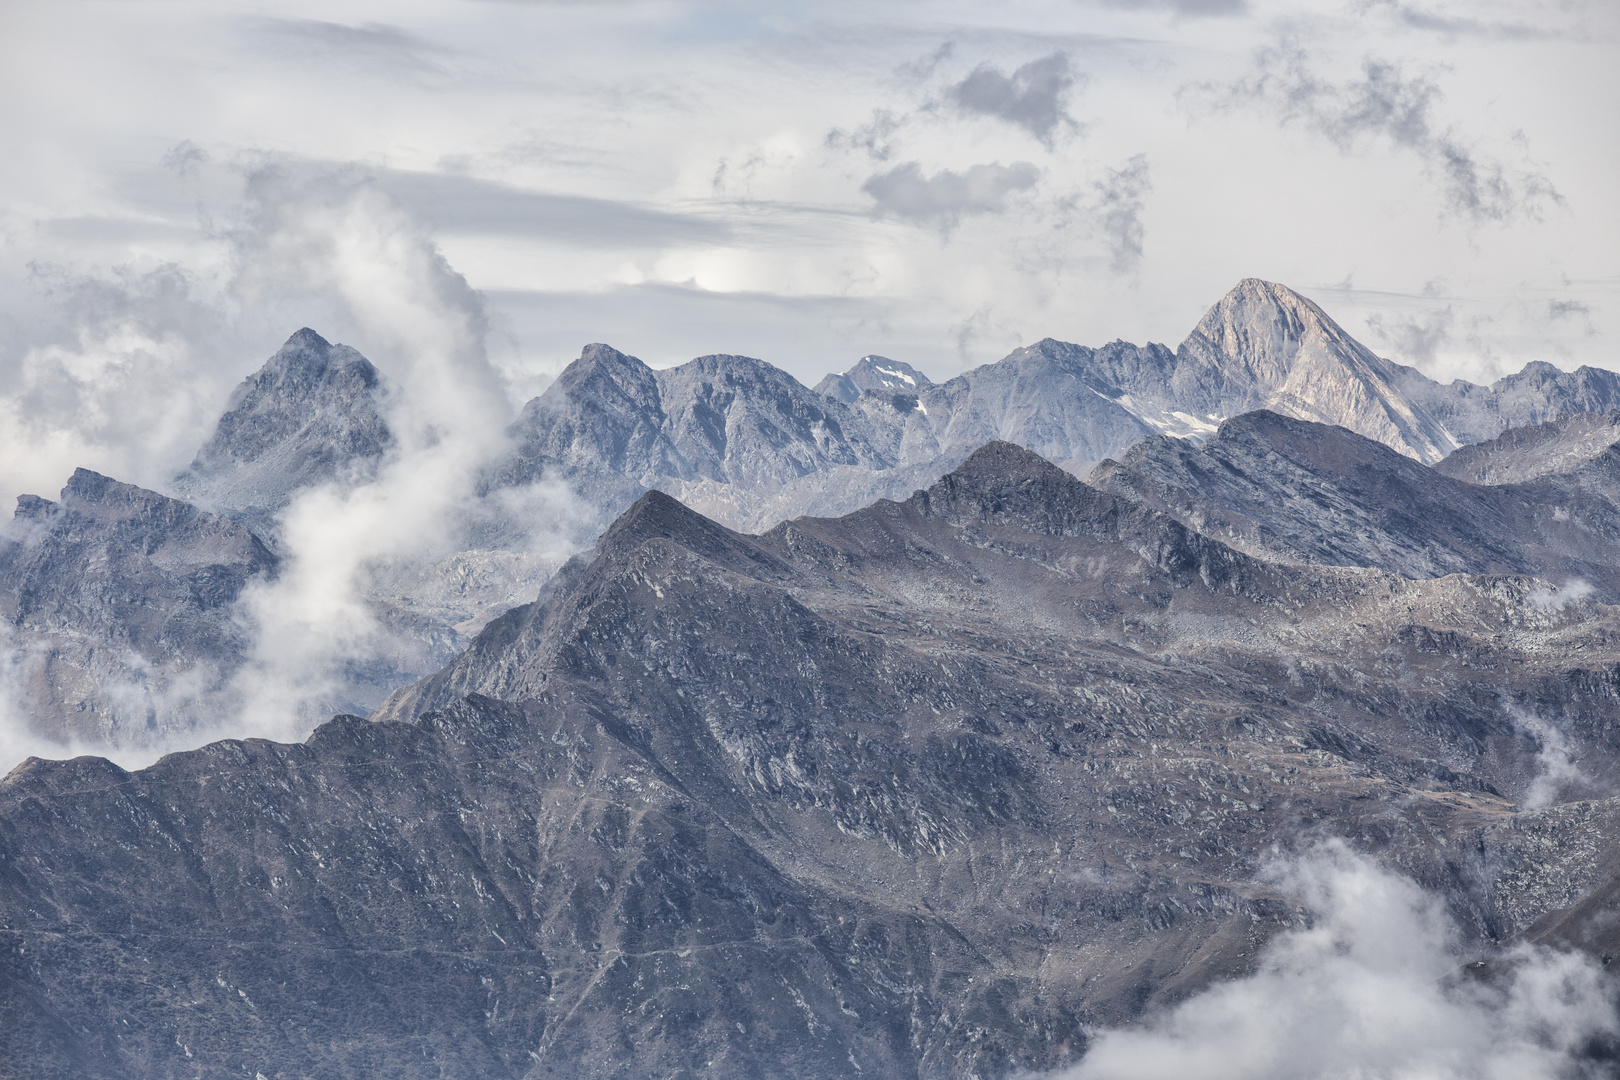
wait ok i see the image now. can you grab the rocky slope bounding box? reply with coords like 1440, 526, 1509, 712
0, 469, 277, 747
8, 444, 1620, 1078
1089, 410, 1620, 593
1436, 412, 1620, 486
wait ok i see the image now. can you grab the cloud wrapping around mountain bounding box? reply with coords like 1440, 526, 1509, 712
1062, 842, 1619, 1080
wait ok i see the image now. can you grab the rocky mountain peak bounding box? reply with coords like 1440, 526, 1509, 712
1172, 278, 1458, 463
174, 329, 392, 516
813, 355, 932, 404
553, 343, 662, 407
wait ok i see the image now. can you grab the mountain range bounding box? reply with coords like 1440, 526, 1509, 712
5, 277, 1620, 774
8, 432, 1620, 1077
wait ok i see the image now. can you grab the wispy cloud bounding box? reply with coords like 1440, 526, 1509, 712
1200, 41, 1562, 224
1366, 305, 1455, 363
947, 53, 1082, 147
245, 17, 450, 74
826, 108, 905, 162
1102, 0, 1248, 15
374, 167, 732, 247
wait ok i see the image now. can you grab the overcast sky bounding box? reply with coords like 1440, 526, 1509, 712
0, 0, 1615, 497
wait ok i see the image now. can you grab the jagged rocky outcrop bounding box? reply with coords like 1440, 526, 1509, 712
174, 328, 391, 528
1089, 410, 1620, 594
813, 355, 932, 403
0, 469, 277, 746
9, 443, 1620, 1078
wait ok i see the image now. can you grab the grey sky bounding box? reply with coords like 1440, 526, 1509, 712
0, 0, 1616, 497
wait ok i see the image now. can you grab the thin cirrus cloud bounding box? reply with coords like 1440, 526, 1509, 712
947, 52, 1082, 146
1202, 40, 1562, 223
243, 16, 450, 69
861, 161, 1041, 226
1101, 0, 1248, 14
371, 168, 733, 248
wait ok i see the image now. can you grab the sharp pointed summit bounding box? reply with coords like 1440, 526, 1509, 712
174, 329, 392, 517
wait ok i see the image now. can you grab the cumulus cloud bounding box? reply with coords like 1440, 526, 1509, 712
948, 53, 1082, 146
1091, 154, 1152, 274
862, 161, 1040, 227
1062, 842, 1619, 1080
1204, 42, 1562, 224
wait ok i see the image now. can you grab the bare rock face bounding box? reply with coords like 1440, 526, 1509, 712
11, 444, 1620, 1079
174, 328, 391, 523
1436, 412, 1620, 486
0, 469, 277, 745
1089, 410, 1620, 593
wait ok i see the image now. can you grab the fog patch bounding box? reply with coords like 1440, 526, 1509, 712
1527, 578, 1595, 612
1060, 842, 1618, 1080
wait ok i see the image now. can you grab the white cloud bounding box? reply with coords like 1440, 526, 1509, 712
1061, 842, 1619, 1080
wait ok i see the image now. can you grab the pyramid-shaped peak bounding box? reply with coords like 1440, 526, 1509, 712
1193, 279, 1342, 341
1179, 279, 1377, 388
284, 327, 331, 351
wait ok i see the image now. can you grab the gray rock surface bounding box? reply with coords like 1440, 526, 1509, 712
0, 469, 277, 746
1436, 412, 1620, 486
8, 445, 1620, 1078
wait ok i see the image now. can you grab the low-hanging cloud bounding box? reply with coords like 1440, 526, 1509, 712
1508, 704, 1597, 811
862, 161, 1040, 227
1202, 42, 1561, 224
1061, 842, 1619, 1080
948, 53, 1081, 146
